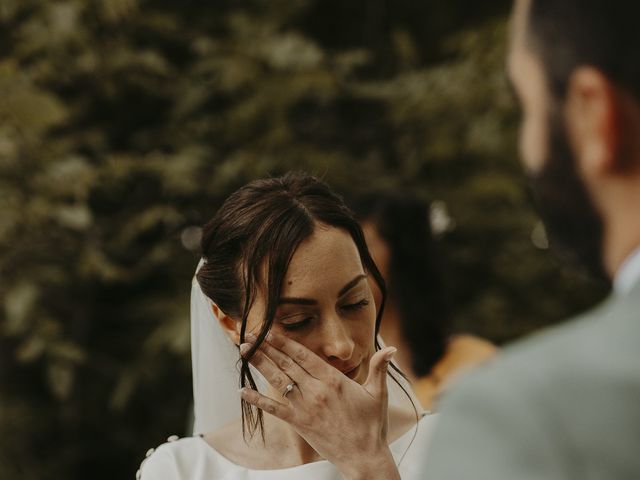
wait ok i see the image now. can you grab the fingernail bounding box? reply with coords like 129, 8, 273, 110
239, 343, 252, 355
385, 347, 397, 362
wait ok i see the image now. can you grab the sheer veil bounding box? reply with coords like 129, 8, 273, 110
191, 259, 241, 434
191, 260, 424, 436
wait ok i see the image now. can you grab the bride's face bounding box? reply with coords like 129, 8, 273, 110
247, 224, 377, 385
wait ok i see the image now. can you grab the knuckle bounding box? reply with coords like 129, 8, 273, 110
312, 390, 329, 406
279, 358, 292, 370
327, 376, 342, 392
242, 389, 257, 404
256, 397, 274, 414
295, 349, 307, 363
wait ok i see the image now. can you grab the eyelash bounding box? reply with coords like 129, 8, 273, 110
282, 318, 313, 332
341, 299, 370, 311
281, 299, 370, 332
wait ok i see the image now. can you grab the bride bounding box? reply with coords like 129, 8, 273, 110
139, 173, 435, 479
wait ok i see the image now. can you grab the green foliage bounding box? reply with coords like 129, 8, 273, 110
0, 0, 607, 478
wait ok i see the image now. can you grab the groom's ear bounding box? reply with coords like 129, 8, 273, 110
211, 304, 241, 345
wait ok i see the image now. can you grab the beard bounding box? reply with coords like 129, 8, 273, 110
527, 109, 609, 283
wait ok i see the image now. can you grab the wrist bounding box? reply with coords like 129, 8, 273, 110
339, 446, 400, 480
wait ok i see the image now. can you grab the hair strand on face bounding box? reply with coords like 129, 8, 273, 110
196, 172, 421, 440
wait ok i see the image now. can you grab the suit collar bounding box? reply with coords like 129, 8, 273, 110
613, 246, 640, 296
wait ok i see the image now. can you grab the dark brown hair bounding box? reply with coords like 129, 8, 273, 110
526, 0, 640, 102
196, 172, 396, 438
351, 191, 449, 377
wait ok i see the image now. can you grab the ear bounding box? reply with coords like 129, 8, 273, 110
565, 67, 621, 179
211, 303, 241, 346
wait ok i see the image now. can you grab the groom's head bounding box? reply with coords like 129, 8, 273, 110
507, 0, 640, 281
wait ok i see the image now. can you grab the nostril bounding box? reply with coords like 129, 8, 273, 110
324, 338, 355, 362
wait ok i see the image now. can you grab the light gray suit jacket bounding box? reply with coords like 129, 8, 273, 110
423, 281, 640, 479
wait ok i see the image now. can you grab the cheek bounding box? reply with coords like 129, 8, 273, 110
244, 318, 259, 333
355, 305, 378, 351
244, 307, 267, 336
284, 309, 377, 360
366, 304, 378, 333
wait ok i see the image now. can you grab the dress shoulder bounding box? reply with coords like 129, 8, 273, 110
136, 417, 437, 480
137, 435, 187, 480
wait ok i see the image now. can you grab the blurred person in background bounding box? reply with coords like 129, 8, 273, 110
352, 192, 496, 410
423, 0, 640, 477
139, 173, 435, 480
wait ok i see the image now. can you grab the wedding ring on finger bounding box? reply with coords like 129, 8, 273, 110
282, 381, 296, 397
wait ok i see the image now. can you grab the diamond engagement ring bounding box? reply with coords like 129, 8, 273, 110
283, 382, 296, 397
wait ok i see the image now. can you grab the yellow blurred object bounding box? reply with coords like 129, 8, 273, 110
413, 334, 497, 411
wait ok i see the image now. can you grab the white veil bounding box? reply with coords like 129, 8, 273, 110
191, 260, 424, 436
191, 259, 241, 434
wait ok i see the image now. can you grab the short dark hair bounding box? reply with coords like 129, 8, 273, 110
197, 173, 402, 438
351, 191, 449, 377
526, 0, 640, 100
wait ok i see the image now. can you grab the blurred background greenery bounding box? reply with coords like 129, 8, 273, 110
0, 0, 607, 478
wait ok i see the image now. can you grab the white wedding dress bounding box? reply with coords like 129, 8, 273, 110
138, 262, 436, 479
139, 413, 435, 480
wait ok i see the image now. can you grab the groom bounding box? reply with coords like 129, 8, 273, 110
423, 0, 640, 478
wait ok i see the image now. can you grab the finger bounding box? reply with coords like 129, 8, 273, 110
364, 347, 396, 399
239, 387, 291, 421
240, 343, 294, 395
256, 340, 311, 386
261, 332, 333, 379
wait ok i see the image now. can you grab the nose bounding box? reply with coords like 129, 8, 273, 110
319, 314, 355, 363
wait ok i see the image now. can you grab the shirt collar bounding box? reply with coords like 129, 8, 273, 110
613, 246, 640, 296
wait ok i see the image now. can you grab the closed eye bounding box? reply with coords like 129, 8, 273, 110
340, 299, 370, 311
281, 317, 314, 332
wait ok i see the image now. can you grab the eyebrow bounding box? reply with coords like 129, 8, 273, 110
338, 274, 367, 297
277, 274, 367, 306
277, 297, 317, 306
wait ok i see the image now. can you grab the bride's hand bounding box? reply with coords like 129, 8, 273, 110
239, 332, 400, 480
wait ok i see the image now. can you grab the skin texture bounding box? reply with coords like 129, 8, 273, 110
207, 224, 416, 479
